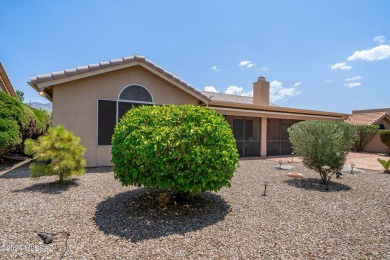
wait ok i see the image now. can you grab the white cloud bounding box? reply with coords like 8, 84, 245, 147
330, 62, 352, 70
225, 86, 243, 95
257, 66, 269, 71
373, 35, 385, 45
345, 82, 361, 88
238, 60, 256, 68
270, 80, 302, 102
347, 45, 390, 61
322, 79, 334, 84
204, 86, 219, 93
293, 81, 302, 87
345, 76, 362, 81
241, 91, 253, 97
211, 65, 221, 72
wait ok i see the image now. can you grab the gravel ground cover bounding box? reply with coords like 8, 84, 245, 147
0, 160, 389, 259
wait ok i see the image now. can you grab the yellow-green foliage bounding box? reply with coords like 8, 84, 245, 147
25, 125, 86, 181
112, 105, 239, 195
377, 158, 390, 173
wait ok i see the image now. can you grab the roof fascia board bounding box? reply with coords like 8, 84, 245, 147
209, 106, 346, 120
33, 61, 142, 89
209, 101, 349, 118
32, 61, 209, 104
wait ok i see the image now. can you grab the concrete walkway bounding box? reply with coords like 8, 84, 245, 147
265, 152, 390, 172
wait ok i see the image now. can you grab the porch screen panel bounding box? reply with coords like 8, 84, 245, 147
233, 119, 244, 156
232, 118, 260, 157
98, 100, 117, 145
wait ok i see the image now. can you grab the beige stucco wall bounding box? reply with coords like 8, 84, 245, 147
362, 118, 390, 153
52, 66, 199, 167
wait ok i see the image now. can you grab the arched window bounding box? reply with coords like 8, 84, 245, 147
119, 85, 153, 103
379, 124, 385, 130
117, 85, 154, 121
97, 84, 154, 145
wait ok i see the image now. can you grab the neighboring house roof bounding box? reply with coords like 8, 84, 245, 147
0, 62, 17, 98
346, 112, 390, 125
28, 54, 209, 103
201, 91, 278, 106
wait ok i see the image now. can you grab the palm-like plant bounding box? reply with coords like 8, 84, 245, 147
377, 158, 390, 174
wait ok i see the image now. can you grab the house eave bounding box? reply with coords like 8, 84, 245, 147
209, 101, 350, 119
28, 56, 210, 104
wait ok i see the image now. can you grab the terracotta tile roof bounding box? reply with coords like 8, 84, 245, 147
201, 91, 252, 104
201, 91, 278, 106
0, 62, 17, 98
346, 112, 390, 125
29, 54, 208, 102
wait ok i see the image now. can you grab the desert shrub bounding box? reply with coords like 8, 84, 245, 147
31, 107, 51, 130
288, 120, 356, 186
0, 91, 51, 156
0, 118, 21, 157
10, 105, 51, 155
24, 125, 86, 182
352, 125, 379, 152
112, 105, 239, 196
0, 91, 24, 154
379, 130, 390, 154
377, 158, 390, 173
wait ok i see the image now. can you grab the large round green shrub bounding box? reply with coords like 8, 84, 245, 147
112, 105, 239, 195
288, 120, 356, 185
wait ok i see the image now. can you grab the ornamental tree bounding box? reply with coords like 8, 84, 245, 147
25, 125, 86, 182
288, 120, 356, 186
111, 105, 239, 198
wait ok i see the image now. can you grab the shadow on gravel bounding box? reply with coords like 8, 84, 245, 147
94, 188, 230, 242
284, 178, 352, 192
0, 163, 31, 179
86, 167, 114, 174
12, 179, 79, 194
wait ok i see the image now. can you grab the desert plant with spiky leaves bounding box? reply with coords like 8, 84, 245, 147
377, 158, 390, 173
25, 125, 86, 182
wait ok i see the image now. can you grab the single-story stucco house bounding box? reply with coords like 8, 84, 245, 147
346, 108, 390, 153
28, 55, 348, 167
0, 62, 17, 98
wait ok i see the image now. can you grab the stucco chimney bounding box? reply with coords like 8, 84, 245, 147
253, 76, 270, 106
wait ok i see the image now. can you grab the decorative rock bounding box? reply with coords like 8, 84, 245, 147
287, 171, 304, 178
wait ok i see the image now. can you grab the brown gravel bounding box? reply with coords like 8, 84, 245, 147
0, 160, 389, 259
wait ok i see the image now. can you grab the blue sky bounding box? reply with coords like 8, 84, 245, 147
1, 0, 389, 113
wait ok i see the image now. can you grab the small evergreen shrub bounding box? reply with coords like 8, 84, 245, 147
288, 120, 356, 185
379, 130, 390, 154
24, 125, 86, 182
112, 105, 239, 196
